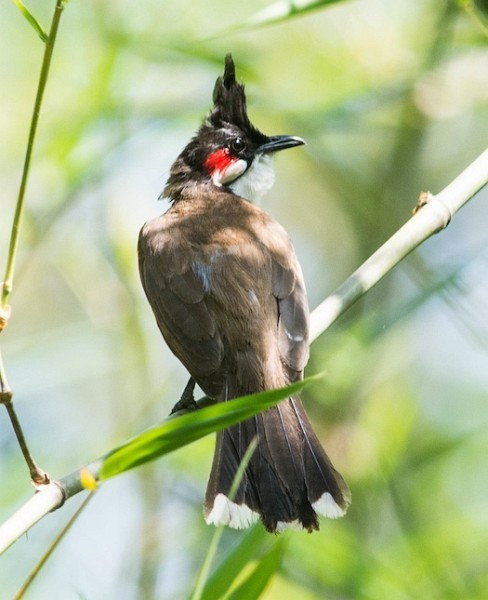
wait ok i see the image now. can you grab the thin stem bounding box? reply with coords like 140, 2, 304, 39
0, 0, 66, 485
13, 492, 94, 600
0, 350, 11, 400
1, 0, 66, 310
3, 401, 49, 484
1, 351, 48, 483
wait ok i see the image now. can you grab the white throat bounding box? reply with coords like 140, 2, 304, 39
228, 154, 275, 203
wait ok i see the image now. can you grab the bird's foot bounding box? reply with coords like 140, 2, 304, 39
170, 378, 200, 414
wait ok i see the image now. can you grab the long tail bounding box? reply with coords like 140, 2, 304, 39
204, 395, 350, 533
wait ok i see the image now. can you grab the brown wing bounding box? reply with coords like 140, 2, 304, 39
264, 219, 310, 380
138, 216, 224, 388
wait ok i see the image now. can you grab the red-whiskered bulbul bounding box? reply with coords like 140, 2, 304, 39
138, 55, 350, 532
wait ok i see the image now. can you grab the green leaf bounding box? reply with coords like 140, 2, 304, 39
190, 440, 260, 600
226, 539, 286, 600
11, 0, 48, 42
198, 527, 268, 600
100, 376, 320, 479
242, 0, 346, 28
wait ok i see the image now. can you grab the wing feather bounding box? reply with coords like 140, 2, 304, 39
138, 219, 224, 383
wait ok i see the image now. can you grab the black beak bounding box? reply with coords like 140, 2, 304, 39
257, 135, 306, 155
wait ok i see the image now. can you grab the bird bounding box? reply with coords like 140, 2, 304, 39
138, 54, 350, 533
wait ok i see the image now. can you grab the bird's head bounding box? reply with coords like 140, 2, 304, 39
164, 54, 305, 203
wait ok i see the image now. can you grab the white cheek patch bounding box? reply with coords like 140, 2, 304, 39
212, 159, 247, 187
229, 154, 275, 203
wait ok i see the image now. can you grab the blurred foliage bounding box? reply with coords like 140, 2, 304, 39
1, 0, 488, 598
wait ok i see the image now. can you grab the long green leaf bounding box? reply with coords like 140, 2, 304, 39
226, 539, 286, 600
191, 439, 259, 600
242, 0, 346, 28
198, 526, 268, 600
11, 0, 48, 41
100, 376, 319, 479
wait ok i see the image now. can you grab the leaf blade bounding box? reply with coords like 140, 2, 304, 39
226, 539, 286, 600
100, 376, 320, 479
242, 0, 345, 29
198, 527, 268, 600
11, 0, 48, 41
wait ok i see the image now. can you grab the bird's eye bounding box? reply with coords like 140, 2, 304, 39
231, 137, 246, 153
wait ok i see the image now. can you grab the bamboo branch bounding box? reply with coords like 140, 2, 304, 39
13, 493, 94, 600
309, 148, 488, 341
0, 147, 487, 555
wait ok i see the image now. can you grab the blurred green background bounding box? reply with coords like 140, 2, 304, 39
1, 0, 488, 598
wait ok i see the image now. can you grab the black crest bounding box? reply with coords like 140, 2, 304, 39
208, 54, 266, 141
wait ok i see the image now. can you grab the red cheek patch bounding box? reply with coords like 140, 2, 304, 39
204, 148, 233, 175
